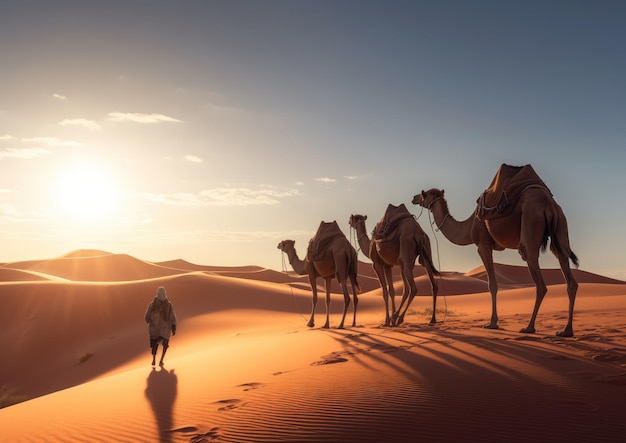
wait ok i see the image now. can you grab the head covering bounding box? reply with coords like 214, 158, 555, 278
156, 286, 167, 301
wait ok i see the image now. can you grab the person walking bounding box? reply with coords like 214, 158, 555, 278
145, 286, 177, 366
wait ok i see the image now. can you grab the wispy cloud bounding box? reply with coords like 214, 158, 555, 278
184, 155, 203, 163
0, 135, 79, 159
315, 177, 337, 183
344, 175, 359, 180
204, 102, 246, 115
0, 147, 50, 160
59, 118, 102, 130
0, 203, 32, 222
21, 136, 81, 147
143, 186, 299, 207
52, 93, 67, 101
107, 112, 182, 123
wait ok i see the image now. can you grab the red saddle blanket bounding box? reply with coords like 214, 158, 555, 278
476, 164, 551, 220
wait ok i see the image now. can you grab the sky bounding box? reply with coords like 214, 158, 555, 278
1, 0, 625, 279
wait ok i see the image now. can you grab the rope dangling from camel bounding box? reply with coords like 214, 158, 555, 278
280, 251, 308, 322
426, 210, 448, 324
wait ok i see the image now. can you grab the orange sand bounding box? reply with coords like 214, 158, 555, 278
1, 250, 625, 442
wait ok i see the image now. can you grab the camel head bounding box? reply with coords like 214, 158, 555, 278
412, 188, 445, 210
277, 239, 296, 253
348, 214, 367, 229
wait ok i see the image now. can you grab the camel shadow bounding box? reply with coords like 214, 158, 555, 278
145, 366, 178, 442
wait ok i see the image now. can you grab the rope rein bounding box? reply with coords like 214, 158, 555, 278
280, 251, 308, 322
417, 201, 448, 324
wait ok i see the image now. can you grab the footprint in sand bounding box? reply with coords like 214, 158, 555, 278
591, 353, 623, 363
189, 427, 222, 442
237, 382, 264, 391
214, 398, 245, 411
312, 352, 349, 366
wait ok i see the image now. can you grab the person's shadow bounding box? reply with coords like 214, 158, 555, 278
145, 367, 178, 442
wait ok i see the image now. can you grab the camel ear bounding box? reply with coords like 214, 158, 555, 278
441, 189, 445, 196
364, 215, 367, 221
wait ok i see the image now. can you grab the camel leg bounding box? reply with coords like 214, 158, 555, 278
394, 276, 416, 326
374, 262, 392, 326
425, 263, 439, 325
323, 278, 332, 329
478, 247, 500, 329
307, 275, 317, 328
393, 258, 416, 326
552, 244, 578, 337
385, 266, 396, 326
337, 281, 351, 329
520, 255, 548, 334
350, 276, 359, 327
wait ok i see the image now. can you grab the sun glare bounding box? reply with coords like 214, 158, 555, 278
53, 162, 121, 222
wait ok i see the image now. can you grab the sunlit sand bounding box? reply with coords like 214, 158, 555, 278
1, 250, 625, 442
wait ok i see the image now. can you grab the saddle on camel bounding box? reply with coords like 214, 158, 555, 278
476, 164, 550, 220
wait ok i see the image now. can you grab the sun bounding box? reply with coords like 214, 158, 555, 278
53, 161, 121, 222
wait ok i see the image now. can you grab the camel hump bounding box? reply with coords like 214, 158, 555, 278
476, 163, 552, 220
307, 220, 347, 260
372, 203, 415, 241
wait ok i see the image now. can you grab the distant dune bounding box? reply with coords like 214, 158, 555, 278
1, 250, 624, 442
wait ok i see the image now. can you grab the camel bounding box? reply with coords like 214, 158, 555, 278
348, 204, 439, 327
412, 164, 579, 337
277, 221, 360, 329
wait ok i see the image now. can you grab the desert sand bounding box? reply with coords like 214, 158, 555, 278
1, 250, 625, 442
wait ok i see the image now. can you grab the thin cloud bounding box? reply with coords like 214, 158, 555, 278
204, 102, 246, 115
315, 177, 337, 183
184, 155, 203, 163
53, 93, 68, 101
21, 136, 81, 147
143, 186, 300, 207
0, 203, 36, 223
59, 118, 102, 130
107, 112, 182, 123
0, 135, 16, 141
344, 175, 359, 180
0, 147, 50, 160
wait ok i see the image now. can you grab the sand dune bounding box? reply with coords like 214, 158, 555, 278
1, 251, 625, 442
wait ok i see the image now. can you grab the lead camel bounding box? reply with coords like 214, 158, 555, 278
413, 164, 578, 337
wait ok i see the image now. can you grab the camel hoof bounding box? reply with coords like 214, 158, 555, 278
429, 320, 437, 326
520, 327, 536, 334
483, 323, 500, 330
556, 329, 574, 338
307, 322, 314, 328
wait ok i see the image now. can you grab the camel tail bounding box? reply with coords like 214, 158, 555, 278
544, 214, 580, 269
349, 252, 362, 293
418, 246, 440, 277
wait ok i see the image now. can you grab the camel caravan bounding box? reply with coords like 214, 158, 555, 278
280, 163, 579, 337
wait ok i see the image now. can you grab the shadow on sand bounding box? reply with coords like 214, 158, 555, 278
145, 366, 178, 442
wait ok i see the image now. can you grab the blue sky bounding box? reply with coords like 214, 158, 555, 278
1, 1, 625, 278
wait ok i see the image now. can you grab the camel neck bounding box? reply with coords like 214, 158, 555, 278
430, 199, 474, 246
353, 221, 371, 259
286, 247, 307, 275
